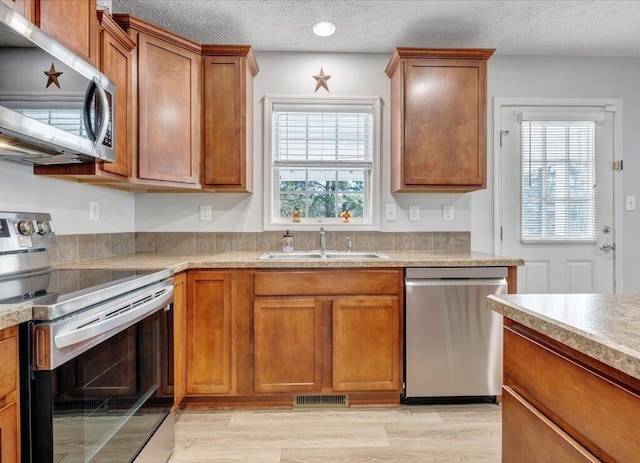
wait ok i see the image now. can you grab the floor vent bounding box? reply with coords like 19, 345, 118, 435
293, 394, 349, 408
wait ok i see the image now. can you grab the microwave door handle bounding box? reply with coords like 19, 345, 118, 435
92, 78, 110, 148
82, 79, 97, 141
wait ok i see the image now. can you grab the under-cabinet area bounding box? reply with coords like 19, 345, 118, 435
180, 268, 403, 406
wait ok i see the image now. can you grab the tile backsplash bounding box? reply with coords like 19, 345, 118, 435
52, 231, 471, 264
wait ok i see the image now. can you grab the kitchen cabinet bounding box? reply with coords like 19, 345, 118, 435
253, 299, 323, 393
385, 48, 494, 192
34, 10, 136, 182
1, 0, 33, 21
253, 269, 403, 400
503, 320, 640, 462
114, 14, 201, 190
0, 325, 19, 463
173, 272, 187, 404
332, 298, 400, 391
201, 46, 258, 192
186, 271, 235, 395
37, 0, 97, 66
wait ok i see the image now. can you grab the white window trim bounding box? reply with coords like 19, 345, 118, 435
262, 95, 381, 231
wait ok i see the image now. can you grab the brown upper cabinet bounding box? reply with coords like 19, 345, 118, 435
385, 48, 494, 192
1, 0, 34, 21
36, 0, 98, 66
201, 46, 258, 192
114, 14, 201, 190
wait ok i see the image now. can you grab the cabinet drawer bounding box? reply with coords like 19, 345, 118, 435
502, 387, 598, 463
254, 270, 401, 296
504, 327, 640, 462
0, 326, 18, 400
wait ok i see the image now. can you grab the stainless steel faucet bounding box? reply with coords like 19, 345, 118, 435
345, 236, 352, 252
319, 227, 326, 256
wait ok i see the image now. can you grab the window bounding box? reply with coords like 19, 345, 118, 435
263, 96, 380, 229
520, 118, 598, 243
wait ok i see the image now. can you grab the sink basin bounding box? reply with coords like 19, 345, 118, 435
258, 251, 388, 260
259, 251, 323, 260
325, 251, 389, 259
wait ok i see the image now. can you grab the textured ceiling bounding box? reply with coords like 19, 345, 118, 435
111, 1, 640, 57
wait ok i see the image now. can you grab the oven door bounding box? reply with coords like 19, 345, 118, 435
21, 282, 174, 463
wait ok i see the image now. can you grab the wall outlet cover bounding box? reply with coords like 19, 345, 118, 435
89, 201, 99, 221
443, 205, 454, 221
385, 204, 397, 221
200, 205, 212, 221
409, 205, 420, 221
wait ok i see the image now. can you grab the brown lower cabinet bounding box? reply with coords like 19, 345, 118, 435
186, 271, 235, 395
0, 325, 19, 463
503, 321, 640, 462
181, 269, 403, 406
172, 272, 187, 405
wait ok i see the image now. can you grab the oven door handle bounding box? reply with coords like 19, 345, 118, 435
54, 287, 173, 349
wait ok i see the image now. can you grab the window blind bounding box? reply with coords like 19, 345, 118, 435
521, 120, 597, 243
273, 111, 373, 165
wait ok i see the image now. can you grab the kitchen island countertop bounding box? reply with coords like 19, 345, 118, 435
488, 293, 640, 382
1, 250, 521, 330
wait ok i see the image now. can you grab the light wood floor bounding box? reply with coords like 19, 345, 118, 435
169, 404, 502, 462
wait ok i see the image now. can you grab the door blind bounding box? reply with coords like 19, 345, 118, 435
520, 120, 597, 243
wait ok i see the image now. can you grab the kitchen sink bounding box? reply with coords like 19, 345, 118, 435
258, 251, 389, 260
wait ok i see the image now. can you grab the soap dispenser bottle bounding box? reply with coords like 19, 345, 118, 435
282, 230, 294, 253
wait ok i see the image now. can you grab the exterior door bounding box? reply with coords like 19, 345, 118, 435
499, 103, 618, 293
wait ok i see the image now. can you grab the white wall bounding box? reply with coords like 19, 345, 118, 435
134, 51, 471, 232
0, 161, 135, 234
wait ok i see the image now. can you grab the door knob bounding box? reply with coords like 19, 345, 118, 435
600, 243, 616, 252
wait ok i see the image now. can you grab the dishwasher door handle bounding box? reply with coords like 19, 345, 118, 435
405, 278, 507, 287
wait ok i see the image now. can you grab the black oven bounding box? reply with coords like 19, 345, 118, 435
20, 273, 174, 463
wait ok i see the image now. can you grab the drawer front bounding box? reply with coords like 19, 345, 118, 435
504, 327, 640, 462
254, 270, 401, 297
502, 387, 598, 463
0, 326, 18, 399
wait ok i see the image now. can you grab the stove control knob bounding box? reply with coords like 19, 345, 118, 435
18, 220, 36, 236
37, 220, 52, 236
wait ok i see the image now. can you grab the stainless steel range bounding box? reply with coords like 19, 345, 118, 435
0, 212, 175, 463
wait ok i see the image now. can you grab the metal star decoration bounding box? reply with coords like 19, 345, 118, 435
313, 67, 331, 93
44, 63, 63, 89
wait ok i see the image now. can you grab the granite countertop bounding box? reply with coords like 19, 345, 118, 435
1, 250, 522, 331
488, 294, 640, 382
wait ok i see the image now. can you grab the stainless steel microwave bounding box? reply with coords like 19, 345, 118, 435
0, 3, 115, 165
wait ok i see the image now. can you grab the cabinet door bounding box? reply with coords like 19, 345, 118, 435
0, 326, 19, 463
202, 55, 253, 192
172, 273, 187, 404
332, 298, 400, 391
37, 0, 97, 65
1, 0, 34, 20
254, 299, 323, 393
0, 402, 19, 463
186, 271, 234, 395
99, 14, 133, 178
403, 58, 486, 189
137, 33, 200, 184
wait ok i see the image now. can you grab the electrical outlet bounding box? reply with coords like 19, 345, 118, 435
626, 195, 636, 211
200, 205, 212, 221
385, 204, 397, 221
89, 201, 99, 221
409, 205, 420, 221
443, 205, 454, 222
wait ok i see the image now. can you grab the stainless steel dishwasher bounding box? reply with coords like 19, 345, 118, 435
403, 267, 508, 404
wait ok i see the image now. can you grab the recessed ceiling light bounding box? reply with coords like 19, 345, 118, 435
313, 20, 336, 37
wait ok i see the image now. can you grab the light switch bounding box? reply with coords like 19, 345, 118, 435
409, 205, 420, 221
626, 195, 636, 211
385, 204, 397, 221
